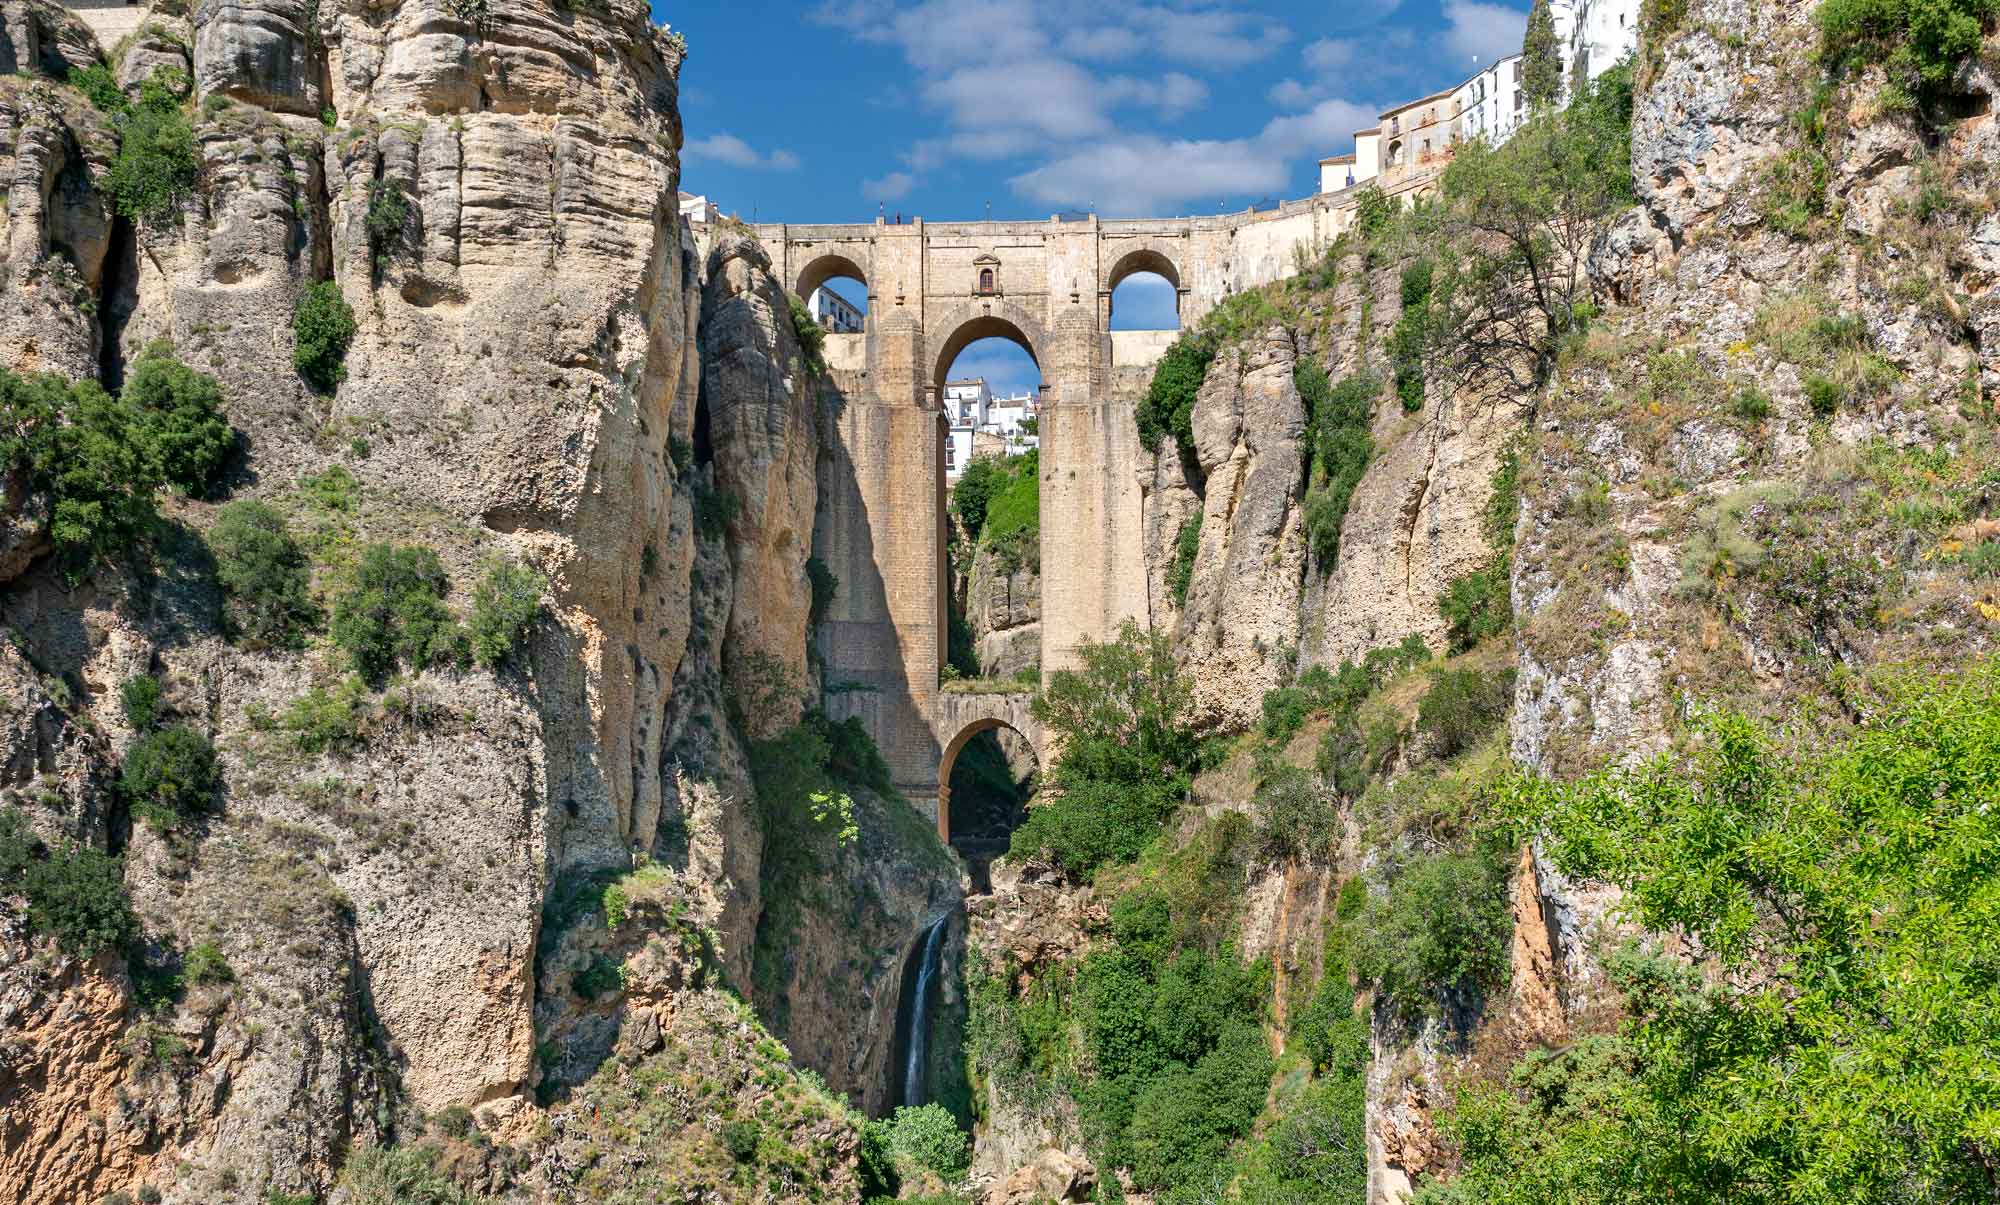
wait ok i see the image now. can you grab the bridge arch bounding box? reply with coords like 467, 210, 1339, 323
1106, 246, 1182, 296
796, 252, 871, 307
933, 691, 1044, 845
928, 302, 1047, 398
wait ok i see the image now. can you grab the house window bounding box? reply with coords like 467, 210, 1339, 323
978, 269, 995, 295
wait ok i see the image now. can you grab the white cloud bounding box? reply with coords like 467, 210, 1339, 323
1303, 37, 1359, 74
863, 171, 915, 202
1129, 5, 1289, 67
1441, 0, 1529, 70
685, 133, 800, 171
1010, 95, 1379, 214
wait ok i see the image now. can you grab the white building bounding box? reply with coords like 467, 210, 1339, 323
1554, 0, 1641, 94
943, 380, 1039, 479
678, 192, 721, 224
808, 286, 865, 334
1454, 53, 1526, 147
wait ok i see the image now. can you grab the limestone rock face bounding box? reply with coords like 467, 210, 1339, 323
965, 540, 1041, 677
0, 0, 97, 78
0, 79, 115, 381
1170, 333, 1309, 733
701, 231, 820, 721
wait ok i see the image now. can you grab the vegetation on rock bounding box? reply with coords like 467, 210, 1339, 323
293, 281, 359, 394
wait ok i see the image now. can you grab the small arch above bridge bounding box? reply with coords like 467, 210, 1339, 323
932, 690, 1044, 845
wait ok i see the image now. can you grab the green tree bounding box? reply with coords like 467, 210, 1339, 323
1455, 663, 2000, 1202
1136, 334, 1217, 453
329, 544, 465, 684
468, 557, 544, 668
1011, 622, 1196, 878
23, 842, 141, 958
104, 73, 199, 221
293, 281, 358, 394
210, 500, 315, 646
1817, 0, 1999, 104
121, 347, 236, 497
1427, 64, 1634, 393
1521, 0, 1563, 108
121, 726, 221, 830
951, 457, 1002, 540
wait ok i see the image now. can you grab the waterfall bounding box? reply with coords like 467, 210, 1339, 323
899, 917, 950, 1110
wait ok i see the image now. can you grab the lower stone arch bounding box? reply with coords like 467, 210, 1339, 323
932, 692, 1044, 845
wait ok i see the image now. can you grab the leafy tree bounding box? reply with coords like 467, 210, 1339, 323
1521, 0, 1563, 108
950, 456, 1002, 540
1128, 1021, 1275, 1191
1136, 334, 1217, 453
104, 73, 199, 221
1353, 832, 1515, 1023
2, 811, 142, 959
329, 544, 465, 684
121, 674, 163, 731
121, 347, 236, 496
1391, 260, 1435, 412
1418, 667, 1516, 759
1167, 511, 1201, 606
210, 500, 315, 646
1817, 0, 1999, 105
1012, 622, 1196, 878
293, 281, 358, 394
1426, 64, 1635, 393
1353, 185, 1397, 238
468, 557, 544, 668
1458, 664, 2000, 1202
366, 179, 412, 274
121, 726, 221, 829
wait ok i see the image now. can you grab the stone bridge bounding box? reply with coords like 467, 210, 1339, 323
781, 197, 1360, 838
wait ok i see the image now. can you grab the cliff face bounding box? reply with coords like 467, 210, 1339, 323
0, 3, 948, 1201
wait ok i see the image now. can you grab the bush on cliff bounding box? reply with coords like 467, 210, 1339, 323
293, 281, 358, 394
0, 358, 235, 576
1010, 622, 1195, 878
210, 500, 316, 647
1817, 0, 1998, 103
0, 808, 142, 959
122, 726, 221, 831
104, 72, 200, 222
1136, 334, 1216, 453
468, 557, 545, 668
329, 544, 466, 684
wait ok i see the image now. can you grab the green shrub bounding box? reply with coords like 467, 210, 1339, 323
432, 1105, 475, 1140
1438, 564, 1512, 653
121, 726, 220, 830
1128, 1021, 1275, 1192
365, 178, 412, 272
1136, 334, 1217, 453
1354, 185, 1397, 237
788, 294, 827, 375
1011, 623, 1195, 878
293, 281, 358, 393
1300, 368, 1377, 570
691, 476, 739, 539
330, 544, 465, 684
1732, 385, 1773, 421
341, 1143, 483, 1204
1167, 511, 1201, 606
1417, 668, 1516, 760
210, 500, 315, 646
1817, 0, 1996, 103
572, 953, 622, 1001
468, 557, 544, 668
121, 348, 236, 497
879, 1103, 970, 1179
282, 676, 372, 754
183, 939, 234, 986
1353, 836, 1515, 1023
807, 556, 838, 627
0, 359, 238, 575
1391, 260, 1435, 413
70, 63, 128, 112
104, 74, 199, 221
0, 810, 142, 959
951, 457, 1002, 539
1257, 765, 1340, 862
121, 675, 163, 731
721, 1119, 761, 1163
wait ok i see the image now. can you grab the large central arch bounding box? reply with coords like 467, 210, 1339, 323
927, 303, 1049, 401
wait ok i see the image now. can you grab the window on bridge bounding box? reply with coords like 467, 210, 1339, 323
1110, 271, 1181, 331
948, 728, 1039, 891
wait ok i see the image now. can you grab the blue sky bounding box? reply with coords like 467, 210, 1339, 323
657, 0, 1530, 392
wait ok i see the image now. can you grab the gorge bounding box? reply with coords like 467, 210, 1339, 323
1, 0, 1999, 1202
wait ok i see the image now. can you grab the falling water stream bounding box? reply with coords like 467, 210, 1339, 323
898, 917, 950, 1109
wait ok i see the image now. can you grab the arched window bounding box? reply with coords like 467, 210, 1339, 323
978, 268, 995, 295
